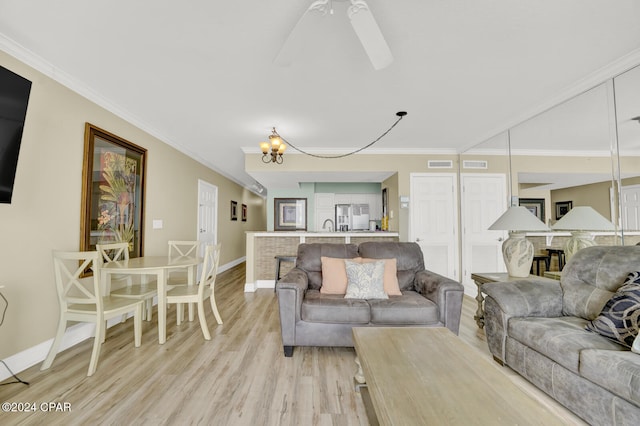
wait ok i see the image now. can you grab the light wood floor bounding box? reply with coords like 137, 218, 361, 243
0, 264, 585, 425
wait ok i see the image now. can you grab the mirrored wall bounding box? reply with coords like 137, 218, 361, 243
460, 63, 640, 273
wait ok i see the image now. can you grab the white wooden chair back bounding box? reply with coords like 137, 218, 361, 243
168, 240, 201, 258
96, 242, 130, 264
198, 243, 221, 299
52, 251, 102, 312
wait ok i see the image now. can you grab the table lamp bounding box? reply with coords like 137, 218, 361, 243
488, 206, 551, 277
551, 206, 615, 262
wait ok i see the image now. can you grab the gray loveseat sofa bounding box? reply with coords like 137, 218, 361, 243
483, 245, 640, 425
276, 242, 464, 357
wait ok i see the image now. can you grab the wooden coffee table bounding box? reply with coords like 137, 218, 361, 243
352, 327, 565, 425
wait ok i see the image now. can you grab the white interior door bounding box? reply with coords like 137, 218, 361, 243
197, 180, 218, 251
461, 174, 507, 295
410, 173, 459, 280
621, 184, 640, 231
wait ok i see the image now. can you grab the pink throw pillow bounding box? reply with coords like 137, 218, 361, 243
320, 256, 350, 294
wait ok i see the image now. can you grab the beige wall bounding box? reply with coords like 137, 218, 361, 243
551, 181, 612, 220
0, 52, 266, 360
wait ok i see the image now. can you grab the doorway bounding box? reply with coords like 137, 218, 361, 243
197, 180, 218, 250
409, 173, 459, 280
460, 174, 507, 295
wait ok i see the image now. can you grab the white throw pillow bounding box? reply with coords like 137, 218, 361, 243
344, 259, 388, 299
633, 333, 640, 354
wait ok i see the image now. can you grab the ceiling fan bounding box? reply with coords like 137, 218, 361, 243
274, 0, 393, 70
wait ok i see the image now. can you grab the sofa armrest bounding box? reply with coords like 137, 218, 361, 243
482, 279, 563, 318
482, 279, 563, 363
276, 268, 309, 348
414, 270, 464, 334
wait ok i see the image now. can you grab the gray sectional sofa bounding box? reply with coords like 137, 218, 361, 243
276, 242, 464, 357
483, 245, 640, 425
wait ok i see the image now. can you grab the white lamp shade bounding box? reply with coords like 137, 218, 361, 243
487, 206, 550, 277
551, 206, 615, 231
488, 206, 551, 232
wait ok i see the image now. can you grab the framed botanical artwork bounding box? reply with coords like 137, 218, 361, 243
242, 203, 247, 222
274, 198, 307, 231
231, 200, 238, 221
555, 201, 573, 220
80, 123, 146, 259
519, 198, 545, 222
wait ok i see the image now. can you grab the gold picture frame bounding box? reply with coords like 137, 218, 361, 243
80, 123, 146, 259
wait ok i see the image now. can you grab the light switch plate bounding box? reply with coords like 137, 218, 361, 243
152, 219, 163, 229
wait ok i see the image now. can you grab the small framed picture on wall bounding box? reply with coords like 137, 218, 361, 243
555, 201, 572, 220
231, 200, 238, 221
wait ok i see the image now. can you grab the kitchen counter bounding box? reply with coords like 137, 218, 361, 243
244, 231, 399, 292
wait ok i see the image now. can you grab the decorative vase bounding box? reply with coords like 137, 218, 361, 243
564, 231, 596, 262
502, 231, 534, 277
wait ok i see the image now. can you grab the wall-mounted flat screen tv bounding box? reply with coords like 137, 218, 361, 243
0, 65, 32, 204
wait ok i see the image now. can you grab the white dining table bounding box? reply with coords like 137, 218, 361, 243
101, 256, 202, 344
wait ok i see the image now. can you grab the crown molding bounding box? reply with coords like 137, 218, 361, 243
462, 47, 640, 153
0, 33, 265, 195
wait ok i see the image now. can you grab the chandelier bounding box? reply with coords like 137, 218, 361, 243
260, 128, 287, 164
259, 111, 407, 164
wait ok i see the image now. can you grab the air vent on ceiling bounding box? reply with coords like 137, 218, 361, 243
463, 160, 488, 169
427, 160, 453, 169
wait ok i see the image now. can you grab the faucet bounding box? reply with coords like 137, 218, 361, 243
322, 219, 334, 232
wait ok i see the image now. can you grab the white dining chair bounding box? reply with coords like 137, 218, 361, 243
167, 240, 202, 284
166, 243, 222, 340
167, 240, 202, 321
97, 242, 157, 321
42, 250, 143, 376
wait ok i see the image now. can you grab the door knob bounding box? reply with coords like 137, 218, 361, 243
497, 237, 504, 242
416, 238, 421, 242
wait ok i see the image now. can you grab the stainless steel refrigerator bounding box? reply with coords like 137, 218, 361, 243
335, 204, 370, 231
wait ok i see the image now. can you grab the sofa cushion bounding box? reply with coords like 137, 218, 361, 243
344, 260, 388, 299
580, 349, 640, 406
367, 290, 439, 325
586, 271, 640, 348
508, 316, 625, 373
358, 242, 424, 291
301, 289, 370, 324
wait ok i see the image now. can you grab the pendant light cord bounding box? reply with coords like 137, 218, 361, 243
277, 111, 407, 159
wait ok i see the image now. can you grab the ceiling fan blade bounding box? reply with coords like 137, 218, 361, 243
274, 0, 330, 67
348, 0, 393, 70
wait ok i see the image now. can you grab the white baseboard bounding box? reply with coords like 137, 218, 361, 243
0, 315, 129, 382
244, 279, 275, 293
0, 256, 246, 381
219, 256, 245, 274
